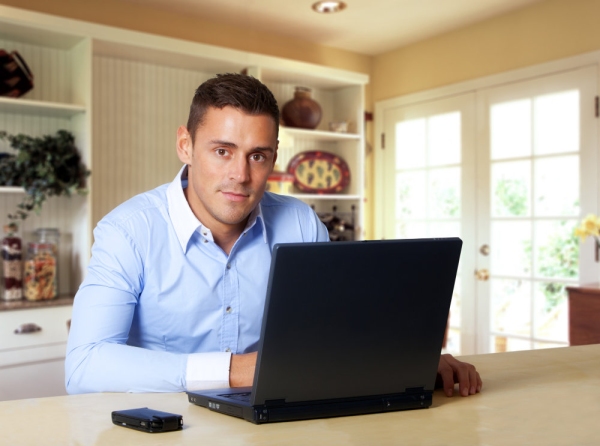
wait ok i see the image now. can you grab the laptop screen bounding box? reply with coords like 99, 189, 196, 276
251, 238, 462, 405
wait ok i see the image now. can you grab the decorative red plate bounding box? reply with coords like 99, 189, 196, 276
287, 151, 350, 194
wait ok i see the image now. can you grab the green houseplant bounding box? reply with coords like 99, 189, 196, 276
0, 129, 90, 221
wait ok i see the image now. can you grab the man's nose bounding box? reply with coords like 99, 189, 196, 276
229, 157, 250, 183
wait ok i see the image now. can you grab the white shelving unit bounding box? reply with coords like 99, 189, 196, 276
0, 4, 368, 400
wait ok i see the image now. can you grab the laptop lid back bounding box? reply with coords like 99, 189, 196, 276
252, 238, 462, 405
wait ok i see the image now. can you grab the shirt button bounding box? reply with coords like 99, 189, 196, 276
225, 348, 231, 353
202, 231, 207, 236
226, 306, 232, 313
226, 263, 231, 269
203, 239, 208, 243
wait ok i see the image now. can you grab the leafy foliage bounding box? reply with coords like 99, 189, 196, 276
0, 130, 90, 221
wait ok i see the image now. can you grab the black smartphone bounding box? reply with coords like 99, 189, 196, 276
111, 407, 183, 433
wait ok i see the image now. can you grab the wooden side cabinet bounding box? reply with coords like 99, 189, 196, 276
567, 283, 600, 346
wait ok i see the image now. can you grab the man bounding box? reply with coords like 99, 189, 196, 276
66, 73, 481, 398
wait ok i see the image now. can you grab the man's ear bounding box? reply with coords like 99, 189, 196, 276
272, 141, 278, 171
176, 126, 193, 165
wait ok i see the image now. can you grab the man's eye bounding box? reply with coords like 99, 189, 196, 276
216, 149, 228, 156
251, 153, 266, 162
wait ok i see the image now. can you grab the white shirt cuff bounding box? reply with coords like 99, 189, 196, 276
185, 351, 232, 391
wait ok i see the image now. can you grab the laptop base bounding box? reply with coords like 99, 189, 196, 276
187, 390, 432, 424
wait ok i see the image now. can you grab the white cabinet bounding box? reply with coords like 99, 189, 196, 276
0, 304, 72, 401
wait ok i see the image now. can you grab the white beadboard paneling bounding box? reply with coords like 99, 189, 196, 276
92, 56, 212, 226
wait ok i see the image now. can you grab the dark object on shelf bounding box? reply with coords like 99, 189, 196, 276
316, 205, 356, 242
2, 222, 22, 301
281, 87, 322, 129
287, 150, 350, 194
0, 50, 34, 98
0, 130, 91, 221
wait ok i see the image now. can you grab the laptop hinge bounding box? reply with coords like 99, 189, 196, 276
264, 399, 286, 407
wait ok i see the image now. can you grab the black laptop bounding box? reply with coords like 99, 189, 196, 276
187, 238, 462, 424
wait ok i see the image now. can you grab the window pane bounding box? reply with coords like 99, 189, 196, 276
534, 281, 568, 342
395, 171, 426, 219
396, 221, 426, 238
491, 160, 531, 217
491, 336, 531, 353
429, 167, 461, 219
490, 99, 531, 160
491, 278, 531, 336
534, 156, 579, 216
427, 221, 461, 238
534, 90, 579, 155
428, 112, 461, 166
491, 221, 532, 276
396, 118, 425, 169
534, 220, 579, 279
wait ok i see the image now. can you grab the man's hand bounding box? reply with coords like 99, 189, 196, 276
229, 352, 257, 387
436, 353, 482, 397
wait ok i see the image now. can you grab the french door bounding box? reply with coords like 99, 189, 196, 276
380, 66, 597, 355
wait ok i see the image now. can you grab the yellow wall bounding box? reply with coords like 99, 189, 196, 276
372, 0, 600, 102
0, 0, 372, 77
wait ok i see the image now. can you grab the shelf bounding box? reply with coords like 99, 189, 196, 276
0, 97, 86, 118
0, 186, 25, 193
281, 127, 360, 142
290, 193, 361, 200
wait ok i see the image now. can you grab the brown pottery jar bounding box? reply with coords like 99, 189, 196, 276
281, 87, 322, 129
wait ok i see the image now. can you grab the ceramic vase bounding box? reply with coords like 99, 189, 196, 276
281, 87, 322, 129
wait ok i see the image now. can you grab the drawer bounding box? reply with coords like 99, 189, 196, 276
0, 306, 72, 352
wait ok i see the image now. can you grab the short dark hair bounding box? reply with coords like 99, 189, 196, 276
187, 73, 279, 141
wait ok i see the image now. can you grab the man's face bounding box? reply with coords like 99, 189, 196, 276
176, 106, 278, 235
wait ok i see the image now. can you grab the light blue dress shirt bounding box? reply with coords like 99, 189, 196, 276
65, 166, 329, 394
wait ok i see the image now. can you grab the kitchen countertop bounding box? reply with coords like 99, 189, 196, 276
0, 295, 74, 311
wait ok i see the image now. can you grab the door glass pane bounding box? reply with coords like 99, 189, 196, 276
395, 171, 426, 219
534, 156, 579, 216
491, 278, 531, 336
491, 160, 531, 217
491, 221, 531, 276
428, 112, 461, 166
396, 119, 425, 169
534, 220, 579, 279
396, 222, 426, 238
490, 99, 531, 160
534, 90, 579, 155
429, 167, 461, 219
428, 221, 461, 237
491, 336, 531, 353
534, 281, 568, 342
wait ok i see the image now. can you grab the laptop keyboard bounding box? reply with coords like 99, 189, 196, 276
219, 392, 251, 402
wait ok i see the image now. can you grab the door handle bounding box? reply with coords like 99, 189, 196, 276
14, 323, 42, 334
475, 269, 490, 281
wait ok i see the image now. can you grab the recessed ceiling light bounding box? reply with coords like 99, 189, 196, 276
312, 1, 347, 14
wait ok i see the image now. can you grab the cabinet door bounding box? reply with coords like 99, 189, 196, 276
0, 358, 67, 401
0, 305, 72, 401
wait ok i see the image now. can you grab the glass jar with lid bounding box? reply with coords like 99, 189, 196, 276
35, 228, 60, 254
23, 242, 57, 301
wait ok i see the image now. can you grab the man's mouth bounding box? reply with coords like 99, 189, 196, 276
221, 191, 250, 202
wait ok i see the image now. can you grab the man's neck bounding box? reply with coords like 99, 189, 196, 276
211, 219, 247, 256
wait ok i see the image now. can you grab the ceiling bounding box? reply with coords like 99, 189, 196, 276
122, 0, 545, 56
